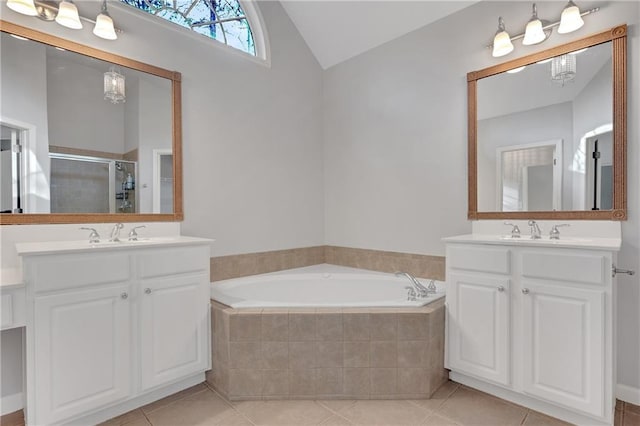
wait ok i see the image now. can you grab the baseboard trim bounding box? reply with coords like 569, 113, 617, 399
1, 392, 23, 416
617, 383, 640, 405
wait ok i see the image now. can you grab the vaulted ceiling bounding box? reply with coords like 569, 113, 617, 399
279, 1, 477, 69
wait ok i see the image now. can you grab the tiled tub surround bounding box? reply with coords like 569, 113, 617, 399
210, 246, 445, 282
207, 300, 447, 401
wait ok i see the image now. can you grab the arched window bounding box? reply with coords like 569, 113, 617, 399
121, 0, 259, 56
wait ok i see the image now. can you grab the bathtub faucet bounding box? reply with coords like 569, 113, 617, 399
395, 272, 434, 297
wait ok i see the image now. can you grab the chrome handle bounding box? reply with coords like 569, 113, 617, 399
612, 265, 635, 277
144, 288, 152, 294
497, 286, 505, 292
522, 288, 530, 295
121, 292, 128, 299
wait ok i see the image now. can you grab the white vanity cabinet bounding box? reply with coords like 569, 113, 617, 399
18, 238, 212, 426
444, 237, 618, 426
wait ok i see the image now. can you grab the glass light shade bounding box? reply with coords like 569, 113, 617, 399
55, 0, 83, 30
493, 30, 514, 57
522, 18, 546, 45
506, 66, 526, 74
6, 0, 38, 16
558, 1, 584, 34
104, 67, 125, 104
93, 12, 117, 40
551, 54, 576, 86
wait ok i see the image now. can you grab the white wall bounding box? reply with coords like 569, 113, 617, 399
46, 54, 126, 154
323, 0, 640, 398
0, 33, 50, 213
477, 102, 573, 211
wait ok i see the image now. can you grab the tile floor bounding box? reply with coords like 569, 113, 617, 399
2, 380, 639, 426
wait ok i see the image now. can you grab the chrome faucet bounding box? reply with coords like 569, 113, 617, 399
395, 271, 434, 297
549, 224, 570, 240
504, 222, 521, 238
528, 220, 542, 239
80, 227, 100, 243
128, 225, 146, 241
109, 223, 124, 242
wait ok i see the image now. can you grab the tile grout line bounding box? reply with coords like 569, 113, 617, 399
314, 400, 356, 425
204, 381, 258, 426
520, 410, 531, 425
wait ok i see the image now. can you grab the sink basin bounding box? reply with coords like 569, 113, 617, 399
498, 235, 592, 243
16, 236, 212, 256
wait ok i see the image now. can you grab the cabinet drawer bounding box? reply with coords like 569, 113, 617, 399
31, 253, 130, 293
138, 246, 209, 279
521, 251, 607, 285
448, 245, 511, 275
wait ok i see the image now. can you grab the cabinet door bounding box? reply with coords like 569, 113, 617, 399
447, 272, 511, 386
139, 274, 209, 391
521, 281, 605, 418
34, 285, 131, 424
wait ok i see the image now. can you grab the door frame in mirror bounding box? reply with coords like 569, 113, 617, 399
468, 25, 627, 221
0, 20, 183, 224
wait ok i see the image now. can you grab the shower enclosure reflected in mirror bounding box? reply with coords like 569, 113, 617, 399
468, 25, 627, 220
0, 20, 183, 224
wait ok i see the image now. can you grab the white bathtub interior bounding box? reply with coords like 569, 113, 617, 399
210, 263, 445, 308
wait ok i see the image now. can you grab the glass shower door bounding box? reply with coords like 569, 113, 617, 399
49, 154, 114, 213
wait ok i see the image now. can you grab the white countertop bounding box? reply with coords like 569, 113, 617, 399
443, 234, 621, 251
16, 236, 214, 256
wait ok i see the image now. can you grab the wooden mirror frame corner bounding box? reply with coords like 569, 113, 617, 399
467, 24, 627, 221
0, 20, 184, 225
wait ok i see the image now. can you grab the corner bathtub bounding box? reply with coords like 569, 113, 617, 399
210, 264, 445, 308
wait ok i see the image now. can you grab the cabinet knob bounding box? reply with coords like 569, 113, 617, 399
144, 288, 152, 295
121, 292, 128, 299
497, 286, 505, 292
522, 288, 530, 295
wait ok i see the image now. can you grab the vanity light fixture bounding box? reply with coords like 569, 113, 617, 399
488, 1, 598, 58
104, 66, 126, 104
506, 66, 526, 74
6, 0, 38, 16
492, 17, 514, 58
55, 0, 82, 29
4, 0, 122, 40
522, 4, 549, 46
93, 0, 117, 40
558, 0, 585, 34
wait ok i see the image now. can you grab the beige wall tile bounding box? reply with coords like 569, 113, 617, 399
317, 313, 343, 341
370, 341, 397, 368
262, 341, 289, 369
344, 341, 370, 368
229, 313, 262, 341
262, 370, 289, 397
397, 368, 429, 394
316, 341, 344, 368
343, 368, 370, 397
397, 313, 430, 340
370, 368, 397, 395
230, 341, 262, 369
370, 312, 397, 340
397, 341, 429, 368
262, 312, 289, 341
316, 368, 344, 396
289, 341, 317, 369
344, 313, 370, 341
228, 369, 263, 397
289, 369, 316, 396
290, 313, 317, 341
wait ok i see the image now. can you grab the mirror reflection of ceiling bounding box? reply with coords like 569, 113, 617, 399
477, 42, 612, 120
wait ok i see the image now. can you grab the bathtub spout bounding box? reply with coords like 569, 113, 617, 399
395, 271, 433, 297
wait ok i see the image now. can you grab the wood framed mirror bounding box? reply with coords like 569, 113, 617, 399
468, 25, 626, 220
0, 20, 183, 224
